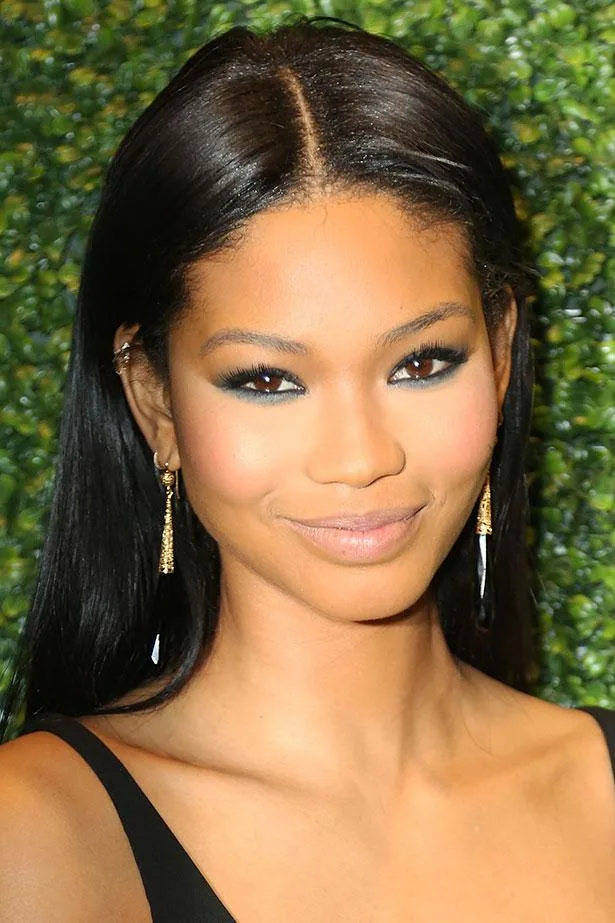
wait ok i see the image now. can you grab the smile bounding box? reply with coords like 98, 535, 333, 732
284, 508, 424, 563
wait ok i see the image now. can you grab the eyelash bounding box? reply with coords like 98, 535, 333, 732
215, 340, 469, 402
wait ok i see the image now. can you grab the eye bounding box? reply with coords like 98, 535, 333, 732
215, 363, 304, 400
239, 369, 298, 394
389, 343, 467, 385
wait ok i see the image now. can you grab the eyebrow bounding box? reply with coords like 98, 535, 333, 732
199, 302, 474, 358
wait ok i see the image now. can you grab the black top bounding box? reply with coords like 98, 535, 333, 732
21, 706, 615, 922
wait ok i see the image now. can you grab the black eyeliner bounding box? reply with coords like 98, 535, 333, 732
214, 340, 469, 398
215, 362, 305, 391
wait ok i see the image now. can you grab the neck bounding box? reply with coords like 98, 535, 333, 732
158, 576, 475, 788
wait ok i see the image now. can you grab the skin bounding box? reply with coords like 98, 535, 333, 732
0, 191, 614, 921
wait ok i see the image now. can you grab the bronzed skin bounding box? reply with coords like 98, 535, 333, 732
1, 193, 614, 921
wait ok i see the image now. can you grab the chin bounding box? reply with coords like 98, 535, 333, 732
290, 572, 433, 625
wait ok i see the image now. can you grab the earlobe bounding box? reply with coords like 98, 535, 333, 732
113, 324, 180, 469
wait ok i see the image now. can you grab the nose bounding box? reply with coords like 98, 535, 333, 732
305, 387, 406, 488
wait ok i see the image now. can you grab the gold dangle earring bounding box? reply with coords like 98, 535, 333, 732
475, 470, 493, 632
154, 451, 179, 575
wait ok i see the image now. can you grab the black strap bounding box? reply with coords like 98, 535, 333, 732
22, 713, 236, 923
576, 706, 615, 778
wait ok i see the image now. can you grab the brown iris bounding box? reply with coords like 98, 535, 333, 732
251, 373, 285, 392
404, 357, 435, 379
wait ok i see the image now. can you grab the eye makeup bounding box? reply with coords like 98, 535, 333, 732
212, 340, 469, 402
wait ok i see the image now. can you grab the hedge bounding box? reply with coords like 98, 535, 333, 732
1, 0, 613, 723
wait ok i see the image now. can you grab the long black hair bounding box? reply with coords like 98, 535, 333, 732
1, 16, 536, 735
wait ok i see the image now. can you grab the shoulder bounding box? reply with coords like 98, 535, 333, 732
520, 695, 615, 786
0, 732, 94, 920
462, 666, 615, 796
0, 730, 92, 843
463, 665, 615, 797
512, 695, 615, 857
0, 731, 146, 921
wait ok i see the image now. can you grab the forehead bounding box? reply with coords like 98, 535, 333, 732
184, 193, 480, 343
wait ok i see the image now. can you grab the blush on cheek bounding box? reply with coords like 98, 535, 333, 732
415, 375, 498, 570
424, 376, 498, 481
449, 399, 496, 471
176, 413, 289, 505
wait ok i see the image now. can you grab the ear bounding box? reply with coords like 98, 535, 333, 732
491, 293, 518, 417
113, 324, 180, 470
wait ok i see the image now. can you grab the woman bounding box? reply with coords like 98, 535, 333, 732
0, 17, 613, 922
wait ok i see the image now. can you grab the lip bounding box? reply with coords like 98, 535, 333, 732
289, 505, 424, 531
284, 507, 424, 563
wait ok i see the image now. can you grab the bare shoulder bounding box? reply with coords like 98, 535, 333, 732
0, 732, 93, 920
464, 665, 615, 809
0, 731, 148, 922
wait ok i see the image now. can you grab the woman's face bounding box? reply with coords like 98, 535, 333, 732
131, 192, 515, 622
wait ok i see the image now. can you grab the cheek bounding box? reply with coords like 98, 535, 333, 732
418, 362, 498, 482
443, 388, 495, 471
173, 398, 288, 506
411, 361, 498, 562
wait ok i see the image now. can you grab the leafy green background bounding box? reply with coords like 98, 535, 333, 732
1, 0, 613, 715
